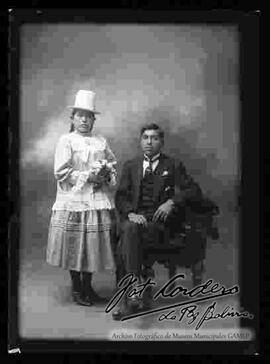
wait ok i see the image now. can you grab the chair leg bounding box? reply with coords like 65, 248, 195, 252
115, 264, 126, 286
191, 260, 204, 287
114, 238, 126, 286
168, 263, 177, 289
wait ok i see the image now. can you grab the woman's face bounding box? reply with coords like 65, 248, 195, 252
72, 109, 95, 134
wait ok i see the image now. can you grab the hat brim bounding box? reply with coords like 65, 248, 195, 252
67, 106, 100, 114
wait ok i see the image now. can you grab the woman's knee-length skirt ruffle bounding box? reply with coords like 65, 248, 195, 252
46, 209, 116, 273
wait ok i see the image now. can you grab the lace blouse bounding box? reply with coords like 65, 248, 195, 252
51, 131, 117, 211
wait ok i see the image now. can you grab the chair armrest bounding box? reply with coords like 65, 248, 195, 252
184, 210, 219, 240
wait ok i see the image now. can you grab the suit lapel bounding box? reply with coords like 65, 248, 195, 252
154, 154, 166, 176
131, 153, 170, 207
153, 154, 167, 200
132, 156, 143, 207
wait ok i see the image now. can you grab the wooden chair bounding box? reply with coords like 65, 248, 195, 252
114, 198, 219, 288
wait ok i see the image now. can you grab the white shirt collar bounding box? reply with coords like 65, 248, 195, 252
143, 153, 160, 162
143, 153, 160, 175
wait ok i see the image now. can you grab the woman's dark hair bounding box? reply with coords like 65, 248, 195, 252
69, 109, 76, 132
69, 123, 75, 132
140, 123, 164, 141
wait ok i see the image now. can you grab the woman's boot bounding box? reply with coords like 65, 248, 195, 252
81, 272, 104, 304
69, 270, 92, 306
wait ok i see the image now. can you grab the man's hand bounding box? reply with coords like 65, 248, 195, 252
152, 199, 174, 223
128, 213, 148, 227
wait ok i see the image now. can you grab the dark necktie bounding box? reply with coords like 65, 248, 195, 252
144, 154, 160, 177
144, 158, 153, 177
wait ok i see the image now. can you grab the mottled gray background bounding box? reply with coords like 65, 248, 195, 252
19, 24, 240, 338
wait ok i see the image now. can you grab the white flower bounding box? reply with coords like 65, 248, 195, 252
90, 159, 117, 175
72, 159, 117, 193
162, 170, 169, 176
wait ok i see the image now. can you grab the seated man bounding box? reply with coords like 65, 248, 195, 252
112, 123, 203, 319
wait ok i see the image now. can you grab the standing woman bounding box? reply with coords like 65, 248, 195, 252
46, 90, 117, 306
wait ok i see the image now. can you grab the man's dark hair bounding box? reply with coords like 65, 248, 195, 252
140, 123, 164, 141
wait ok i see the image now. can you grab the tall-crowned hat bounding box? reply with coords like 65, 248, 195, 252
68, 90, 100, 114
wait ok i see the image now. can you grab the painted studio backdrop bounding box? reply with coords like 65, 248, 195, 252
19, 24, 240, 338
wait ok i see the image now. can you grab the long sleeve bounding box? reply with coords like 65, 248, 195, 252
54, 135, 80, 185
104, 139, 117, 188
104, 139, 117, 164
115, 161, 134, 218
51, 133, 116, 211
173, 160, 203, 205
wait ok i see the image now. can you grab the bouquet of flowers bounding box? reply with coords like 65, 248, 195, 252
72, 159, 117, 193
89, 159, 117, 191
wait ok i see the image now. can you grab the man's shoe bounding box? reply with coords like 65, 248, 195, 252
128, 295, 140, 307
112, 308, 127, 321
112, 294, 142, 321
112, 302, 141, 321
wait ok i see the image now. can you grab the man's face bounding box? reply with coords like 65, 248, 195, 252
73, 109, 95, 134
140, 129, 163, 157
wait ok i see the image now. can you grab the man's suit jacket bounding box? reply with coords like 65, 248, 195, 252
115, 153, 203, 219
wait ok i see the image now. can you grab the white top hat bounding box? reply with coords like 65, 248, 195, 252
68, 90, 100, 114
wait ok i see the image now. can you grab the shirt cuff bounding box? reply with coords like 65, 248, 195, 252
68, 170, 80, 185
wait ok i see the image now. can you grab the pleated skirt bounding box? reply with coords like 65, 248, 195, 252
46, 209, 116, 273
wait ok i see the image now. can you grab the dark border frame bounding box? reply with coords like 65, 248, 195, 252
8, 7, 260, 355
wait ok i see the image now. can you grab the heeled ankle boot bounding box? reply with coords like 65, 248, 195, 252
81, 272, 103, 304
69, 270, 93, 306
70, 270, 81, 297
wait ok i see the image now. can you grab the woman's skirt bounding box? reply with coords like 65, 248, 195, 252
46, 209, 117, 273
